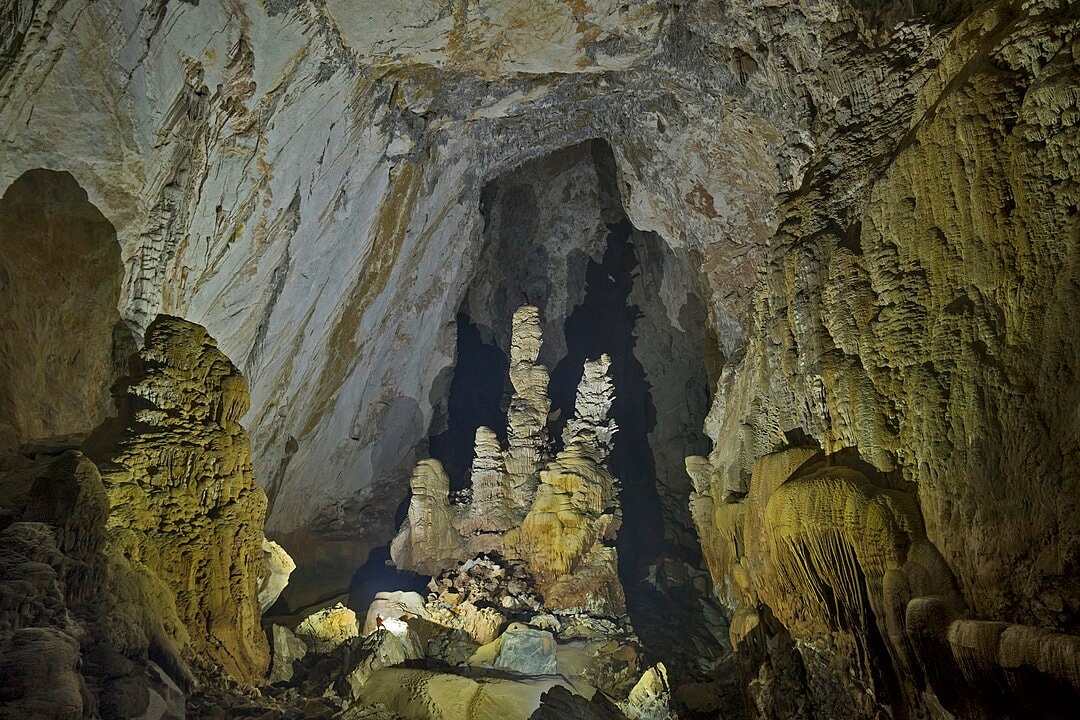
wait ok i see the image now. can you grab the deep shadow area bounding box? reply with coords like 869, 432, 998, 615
0, 169, 127, 452
427, 313, 509, 491
347, 546, 431, 616
549, 220, 665, 580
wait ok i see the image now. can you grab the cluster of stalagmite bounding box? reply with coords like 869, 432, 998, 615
512, 354, 624, 614
391, 306, 623, 614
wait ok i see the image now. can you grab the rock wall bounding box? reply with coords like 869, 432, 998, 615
689, 1, 1080, 717
1, 314, 275, 717
1, 0, 1077, 715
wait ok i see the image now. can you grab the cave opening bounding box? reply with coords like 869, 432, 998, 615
425, 139, 720, 688
0, 169, 128, 454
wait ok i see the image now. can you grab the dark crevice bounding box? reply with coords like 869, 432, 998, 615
427, 312, 509, 492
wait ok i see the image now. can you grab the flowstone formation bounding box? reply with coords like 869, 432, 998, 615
392, 306, 624, 616
0, 315, 285, 718
685, 2, 1080, 718
88, 315, 272, 683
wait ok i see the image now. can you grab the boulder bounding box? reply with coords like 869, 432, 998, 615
494, 626, 558, 676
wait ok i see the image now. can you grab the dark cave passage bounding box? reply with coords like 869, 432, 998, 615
428, 313, 509, 492
548, 219, 666, 580
425, 140, 721, 696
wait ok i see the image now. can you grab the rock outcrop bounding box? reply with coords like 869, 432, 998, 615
686, 2, 1080, 717
505, 306, 552, 510
90, 315, 270, 684
0, 316, 278, 717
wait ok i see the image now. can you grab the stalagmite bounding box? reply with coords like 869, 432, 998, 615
514, 352, 624, 614
391, 306, 627, 615
562, 353, 618, 464
462, 426, 514, 535
390, 459, 464, 575
504, 306, 551, 512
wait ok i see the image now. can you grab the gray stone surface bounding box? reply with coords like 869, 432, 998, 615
494, 627, 558, 676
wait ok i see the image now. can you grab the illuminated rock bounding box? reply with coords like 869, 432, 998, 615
505, 306, 552, 512
294, 602, 359, 654
362, 591, 429, 635
91, 315, 270, 684
621, 663, 670, 720
258, 539, 296, 612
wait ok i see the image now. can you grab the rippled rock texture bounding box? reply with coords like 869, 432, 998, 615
0, 316, 273, 717
687, 1, 1080, 717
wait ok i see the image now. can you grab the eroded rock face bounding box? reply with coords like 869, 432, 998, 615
1, 0, 1077, 716
688, 2, 1080, 717
90, 315, 270, 684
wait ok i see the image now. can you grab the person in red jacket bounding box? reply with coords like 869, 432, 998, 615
375, 614, 385, 632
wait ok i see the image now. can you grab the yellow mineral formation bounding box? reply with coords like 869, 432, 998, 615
91, 315, 270, 684
511, 354, 624, 614
391, 307, 626, 616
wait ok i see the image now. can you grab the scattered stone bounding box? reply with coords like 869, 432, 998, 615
494, 625, 558, 676
268, 625, 309, 684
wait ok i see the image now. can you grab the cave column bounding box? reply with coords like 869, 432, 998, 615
462, 426, 512, 533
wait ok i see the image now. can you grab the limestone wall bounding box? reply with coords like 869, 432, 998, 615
689, 1, 1080, 716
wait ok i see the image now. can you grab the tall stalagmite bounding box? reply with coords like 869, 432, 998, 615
91, 315, 270, 684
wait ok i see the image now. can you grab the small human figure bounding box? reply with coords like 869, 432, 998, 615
375, 614, 384, 632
